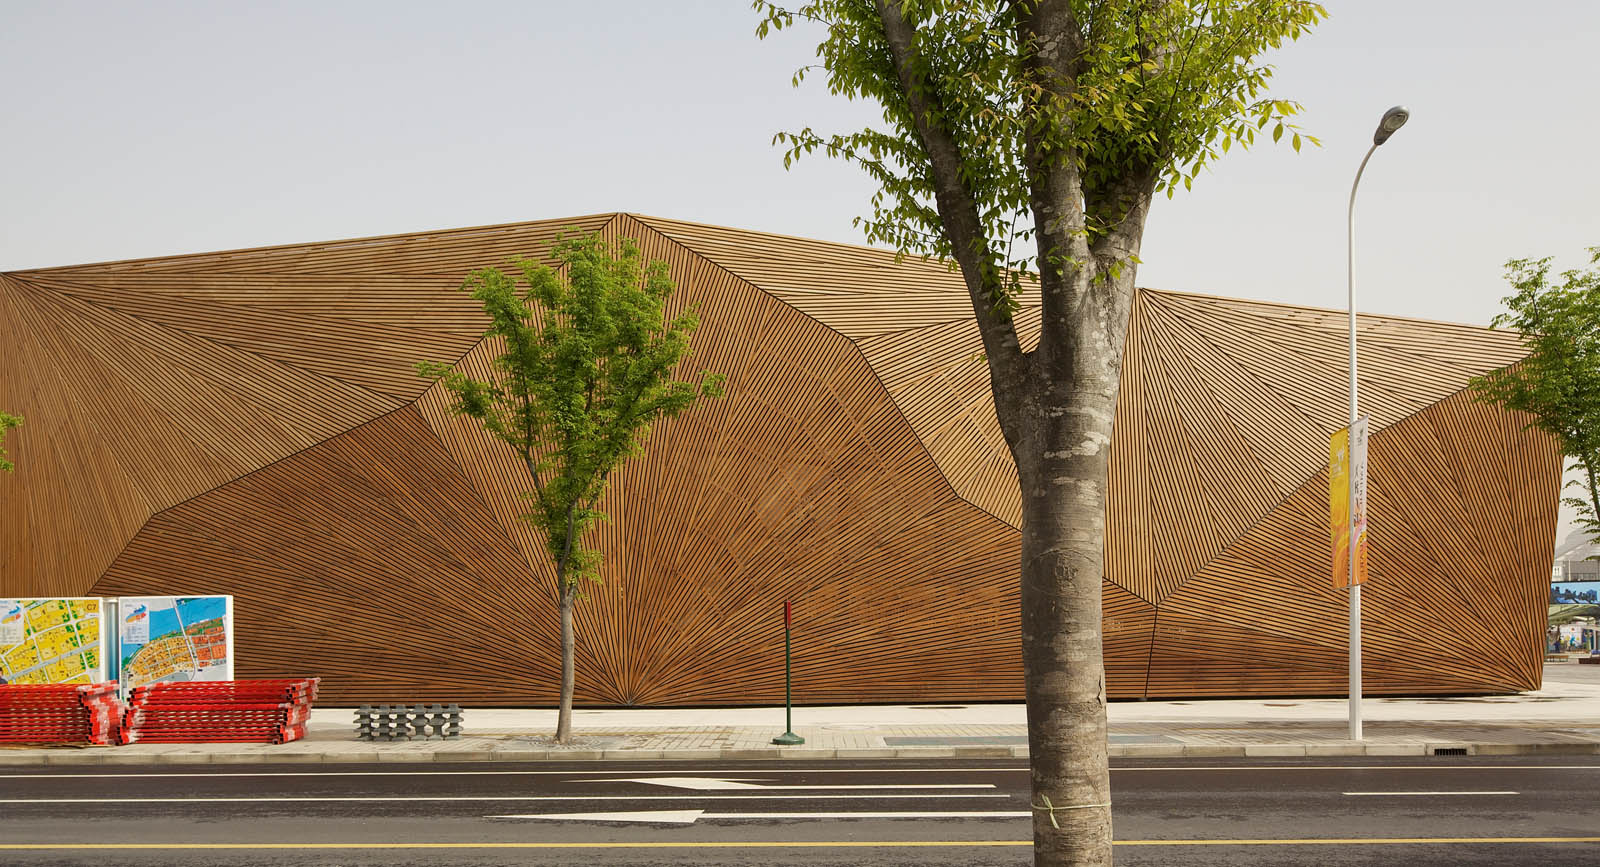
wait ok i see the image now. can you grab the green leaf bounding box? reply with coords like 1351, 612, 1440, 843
416, 232, 724, 593
0, 410, 20, 472
1472, 245, 1600, 547
752, 0, 1325, 275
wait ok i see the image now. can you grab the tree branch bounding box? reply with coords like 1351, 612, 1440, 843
523, 388, 550, 515
560, 499, 579, 601
1087, 165, 1159, 270
875, 0, 1029, 435
1014, 0, 1094, 384
1585, 455, 1600, 541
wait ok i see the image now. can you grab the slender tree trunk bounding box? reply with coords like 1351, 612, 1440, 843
555, 589, 576, 744
554, 499, 580, 745
1583, 456, 1600, 531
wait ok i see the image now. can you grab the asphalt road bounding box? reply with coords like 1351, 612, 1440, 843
1, 756, 1597, 866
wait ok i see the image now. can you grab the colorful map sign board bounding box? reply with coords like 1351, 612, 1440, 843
1551, 582, 1600, 605
1330, 416, 1370, 589
117, 596, 233, 690
0, 598, 107, 685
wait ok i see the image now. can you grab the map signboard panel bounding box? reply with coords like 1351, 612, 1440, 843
0, 598, 107, 685
117, 596, 233, 690
1551, 581, 1600, 605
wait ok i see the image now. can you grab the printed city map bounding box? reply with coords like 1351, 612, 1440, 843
118, 596, 233, 689
0, 598, 106, 685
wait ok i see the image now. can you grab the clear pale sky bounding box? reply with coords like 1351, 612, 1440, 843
3, 1, 1595, 532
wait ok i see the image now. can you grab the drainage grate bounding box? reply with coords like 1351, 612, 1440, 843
1432, 747, 1468, 756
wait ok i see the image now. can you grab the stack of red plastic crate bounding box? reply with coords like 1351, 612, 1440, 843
121, 678, 318, 745
0, 683, 123, 745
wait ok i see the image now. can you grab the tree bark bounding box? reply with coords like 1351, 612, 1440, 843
1011, 245, 1143, 867
1014, 294, 1133, 866
555, 590, 576, 744
554, 498, 580, 745
1017, 460, 1112, 863
1013, 422, 1113, 864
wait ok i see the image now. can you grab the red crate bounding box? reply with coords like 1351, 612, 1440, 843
0, 683, 123, 745
120, 679, 318, 745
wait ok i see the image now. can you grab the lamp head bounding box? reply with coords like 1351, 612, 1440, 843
1373, 105, 1409, 145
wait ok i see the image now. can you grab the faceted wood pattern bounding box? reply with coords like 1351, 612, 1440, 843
1, 213, 1561, 704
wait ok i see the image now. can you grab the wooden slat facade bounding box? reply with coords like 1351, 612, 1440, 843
0, 213, 1560, 704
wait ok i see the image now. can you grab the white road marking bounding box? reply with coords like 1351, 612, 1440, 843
577, 776, 994, 791
1113, 766, 1592, 772
0, 793, 1011, 804
493, 809, 705, 824
488, 809, 1033, 824
1, 765, 1592, 781
1343, 791, 1519, 796
0, 768, 1028, 779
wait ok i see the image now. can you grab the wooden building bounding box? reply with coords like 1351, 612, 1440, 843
0, 214, 1560, 704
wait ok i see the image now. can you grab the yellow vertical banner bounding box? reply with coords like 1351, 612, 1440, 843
1330, 416, 1370, 588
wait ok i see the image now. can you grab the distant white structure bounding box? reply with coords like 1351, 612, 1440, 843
1552, 529, 1600, 583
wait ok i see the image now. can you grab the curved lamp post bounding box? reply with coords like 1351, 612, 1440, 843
1347, 105, 1409, 741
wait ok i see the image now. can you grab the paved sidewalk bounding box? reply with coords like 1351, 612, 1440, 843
5, 664, 1597, 765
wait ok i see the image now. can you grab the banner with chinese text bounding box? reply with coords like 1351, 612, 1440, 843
1330, 416, 1369, 588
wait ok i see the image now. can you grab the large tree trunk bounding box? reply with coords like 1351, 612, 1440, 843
1013, 267, 1138, 866
555, 592, 576, 744
869, 5, 1149, 863
1016, 438, 1114, 865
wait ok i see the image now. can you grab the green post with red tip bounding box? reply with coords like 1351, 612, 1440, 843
772, 600, 804, 746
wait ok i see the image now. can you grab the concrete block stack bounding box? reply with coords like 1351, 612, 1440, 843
355, 704, 462, 741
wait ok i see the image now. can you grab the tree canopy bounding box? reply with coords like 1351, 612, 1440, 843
418, 231, 723, 741
756, 0, 1325, 315
1473, 248, 1600, 545
421, 233, 724, 591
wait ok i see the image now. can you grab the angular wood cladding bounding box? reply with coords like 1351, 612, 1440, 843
0, 214, 1559, 704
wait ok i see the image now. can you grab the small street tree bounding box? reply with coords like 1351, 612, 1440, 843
1473, 248, 1600, 545
418, 232, 724, 743
756, 2, 1324, 864
0, 412, 20, 472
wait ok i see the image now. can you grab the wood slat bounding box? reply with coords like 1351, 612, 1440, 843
89, 408, 556, 703
0, 275, 400, 598
2, 213, 1562, 703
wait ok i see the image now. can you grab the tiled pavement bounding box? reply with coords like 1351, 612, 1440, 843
4, 718, 1598, 765
5, 664, 1597, 765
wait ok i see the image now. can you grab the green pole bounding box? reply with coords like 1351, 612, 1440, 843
772, 600, 803, 746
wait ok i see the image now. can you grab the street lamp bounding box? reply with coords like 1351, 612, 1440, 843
1346, 105, 1408, 741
